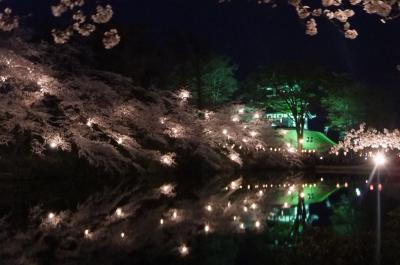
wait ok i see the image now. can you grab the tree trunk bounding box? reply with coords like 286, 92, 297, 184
296, 127, 302, 154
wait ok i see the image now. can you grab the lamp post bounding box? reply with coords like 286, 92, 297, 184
373, 152, 386, 265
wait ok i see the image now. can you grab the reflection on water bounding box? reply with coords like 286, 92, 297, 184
1, 171, 400, 264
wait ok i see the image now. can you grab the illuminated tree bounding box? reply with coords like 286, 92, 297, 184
170, 56, 238, 108
331, 123, 400, 154
0, 1, 120, 49
322, 77, 366, 136
245, 65, 325, 153
0, 40, 288, 174
220, 0, 400, 39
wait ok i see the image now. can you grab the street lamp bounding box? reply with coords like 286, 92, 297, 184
373, 152, 386, 265
374, 153, 386, 167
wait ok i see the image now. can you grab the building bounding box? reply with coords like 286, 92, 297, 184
265, 112, 315, 129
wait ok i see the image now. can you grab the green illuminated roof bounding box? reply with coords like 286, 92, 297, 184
275, 184, 338, 206
280, 129, 336, 152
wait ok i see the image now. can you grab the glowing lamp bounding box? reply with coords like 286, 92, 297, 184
250, 131, 257, 137
48, 212, 55, 219
232, 115, 239, 122
49, 142, 58, 149
115, 208, 123, 217
255, 220, 260, 228
204, 224, 210, 233
179, 244, 189, 256
374, 153, 386, 166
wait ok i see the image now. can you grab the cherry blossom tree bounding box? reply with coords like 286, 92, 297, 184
331, 123, 400, 154
0, 0, 120, 49
220, 0, 400, 39
0, 40, 294, 175
0, 0, 398, 50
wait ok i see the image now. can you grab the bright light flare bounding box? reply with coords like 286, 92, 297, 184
179, 244, 189, 256
374, 153, 386, 166
115, 208, 124, 217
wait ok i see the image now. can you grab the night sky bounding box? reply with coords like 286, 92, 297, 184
11, 0, 400, 120
109, 0, 400, 85
13, 0, 400, 84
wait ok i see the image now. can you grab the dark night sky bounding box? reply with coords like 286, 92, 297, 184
109, 0, 400, 85
13, 0, 400, 84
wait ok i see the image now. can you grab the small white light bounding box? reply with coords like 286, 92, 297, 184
250, 131, 257, 137
206, 205, 212, 212
283, 202, 289, 208
233, 216, 237, 221
250, 203, 257, 210
120, 232, 125, 238
204, 224, 210, 233
355, 188, 361, 197
49, 142, 58, 149
117, 138, 123, 145
172, 210, 177, 219
160, 218, 164, 225
222, 129, 228, 135
240, 223, 245, 229
255, 220, 260, 228
300, 192, 305, 198
115, 208, 123, 217
243, 206, 248, 212
48, 212, 55, 219
179, 244, 189, 256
